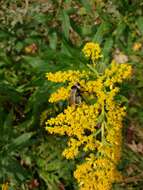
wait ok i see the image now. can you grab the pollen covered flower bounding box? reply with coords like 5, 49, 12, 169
49, 87, 70, 103
45, 44, 132, 190
104, 60, 132, 88
82, 42, 102, 63
46, 70, 88, 83
46, 103, 100, 159
74, 154, 122, 190
46, 70, 90, 103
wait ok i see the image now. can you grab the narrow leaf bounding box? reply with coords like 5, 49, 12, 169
7, 132, 34, 152
136, 16, 143, 35
102, 37, 113, 57
93, 22, 111, 43
61, 10, 70, 39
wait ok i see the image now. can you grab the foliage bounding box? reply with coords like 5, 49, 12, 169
0, 0, 143, 189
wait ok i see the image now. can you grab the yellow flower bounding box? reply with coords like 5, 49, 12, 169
46, 70, 88, 83
86, 79, 103, 93
74, 154, 122, 190
82, 42, 102, 63
49, 87, 70, 103
62, 138, 81, 159
132, 42, 142, 51
46, 103, 101, 160
104, 61, 132, 87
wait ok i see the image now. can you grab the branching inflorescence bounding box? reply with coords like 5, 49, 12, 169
45, 42, 132, 190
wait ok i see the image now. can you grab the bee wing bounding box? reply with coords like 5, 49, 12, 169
76, 95, 82, 104
68, 90, 76, 106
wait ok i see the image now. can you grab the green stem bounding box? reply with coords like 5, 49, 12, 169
101, 122, 104, 142
87, 64, 99, 77
93, 128, 102, 137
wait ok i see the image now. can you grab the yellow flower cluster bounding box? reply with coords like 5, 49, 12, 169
46, 70, 89, 103
103, 60, 132, 88
83, 61, 132, 92
82, 42, 102, 63
45, 44, 132, 190
72, 88, 125, 190
46, 103, 100, 159
46, 63, 132, 104
74, 154, 122, 190
46, 70, 88, 83
49, 87, 70, 103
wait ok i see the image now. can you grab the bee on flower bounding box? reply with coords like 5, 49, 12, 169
45, 42, 132, 190
68, 83, 82, 106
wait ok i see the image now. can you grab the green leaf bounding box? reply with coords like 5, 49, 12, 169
15, 42, 24, 53
39, 170, 59, 190
49, 32, 57, 50
3, 158, 29, 182
2, 111, 14, 142
7, 132, 34, 152
0, 51, 11, 66
93, 22, 111, 43
0, 82, 22, 104
80, 0, 91, 12
102, 37, 113, 57
82, 25, 92, 36
22, 56, 44, 69
0, 31, 10, 39
3, 110, 13, 129
33, 13, 48, 24
116, 95, 129, 105
136, 16, 143, 35
61, 10, 70, 39
114, 21, 126, 40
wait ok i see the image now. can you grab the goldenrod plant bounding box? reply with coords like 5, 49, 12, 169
45, 42, 132, 190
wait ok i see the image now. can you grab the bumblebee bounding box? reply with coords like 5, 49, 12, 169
68, 83, 82, 106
